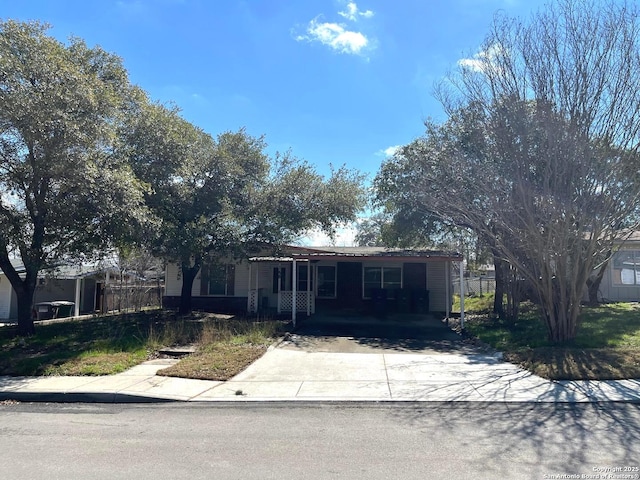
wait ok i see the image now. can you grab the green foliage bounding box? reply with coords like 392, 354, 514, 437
0, 19, 366, 328
125, 100, 365, 311
0, 20, 147, 333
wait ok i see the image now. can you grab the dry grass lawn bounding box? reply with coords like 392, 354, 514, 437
0, 311, 285, 380
461, 298, 640, 380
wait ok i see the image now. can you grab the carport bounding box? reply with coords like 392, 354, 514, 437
248, 246, 466, 327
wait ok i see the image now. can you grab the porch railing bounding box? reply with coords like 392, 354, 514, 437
278, 291, 315, 314
247, 289, 260, 313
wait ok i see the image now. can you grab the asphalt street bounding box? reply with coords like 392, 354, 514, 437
1, 402, 639, 480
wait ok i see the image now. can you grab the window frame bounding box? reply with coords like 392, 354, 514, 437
612, 249, 640, 286
202, 263, 235, 296
362, 264, 403, 299
316, 264, 337, 299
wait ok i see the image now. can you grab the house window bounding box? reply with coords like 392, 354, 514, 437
612, 250, 640, 285
317, 265, 336, 298
297, 265, 313, 292
363, 266, 402, 299
201, 264, 235, 296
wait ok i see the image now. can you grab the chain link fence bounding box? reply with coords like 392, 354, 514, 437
451, 276, 496, 296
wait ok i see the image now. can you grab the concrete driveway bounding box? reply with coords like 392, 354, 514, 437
279, 313, 482, 354
198, 313, 625, 402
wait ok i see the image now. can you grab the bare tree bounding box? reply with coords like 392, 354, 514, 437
428, 0, 640, 341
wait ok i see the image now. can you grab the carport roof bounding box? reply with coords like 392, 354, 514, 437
3, 259, 124, 279
250, 246, 462, 262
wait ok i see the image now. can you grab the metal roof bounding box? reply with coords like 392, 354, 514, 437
250, 246, 462, 261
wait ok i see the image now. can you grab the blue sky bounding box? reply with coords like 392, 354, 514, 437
3, 0, 549, 243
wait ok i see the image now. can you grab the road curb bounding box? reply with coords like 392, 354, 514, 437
0, 391, 179, 404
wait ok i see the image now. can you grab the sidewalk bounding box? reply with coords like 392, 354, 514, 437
1, 345, 639, 403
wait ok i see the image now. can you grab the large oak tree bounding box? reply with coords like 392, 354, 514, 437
125, 102, 365, 314
0, 21, 146, 335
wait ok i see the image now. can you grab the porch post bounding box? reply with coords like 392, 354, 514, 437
74, 278, 81, 317
104, 270, 110, 313
459, 260, 465, 330
306, 259, 311, 316
445, 261, 450, 320
247, 262, 252, 313
255, 264, 259, 313
292, 259, 297, 327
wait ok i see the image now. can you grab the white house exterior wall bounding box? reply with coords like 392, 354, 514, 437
597, 257, 640, 302
0, 274, 11, 320
426, 261, 447, 312
164, 256, 457, 314
165, 261, 252, 298
165, 263, 182, 297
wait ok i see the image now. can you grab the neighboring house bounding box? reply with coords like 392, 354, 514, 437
0, 260, 141, 320
594, 231, 640, 302
163, 245, 464, 321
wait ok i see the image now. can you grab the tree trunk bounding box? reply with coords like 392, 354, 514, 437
0, 253, 38, 337
179, 259, 201, 315
539, 279, 580, 343
586, 258, 609, 305
504, 264, 521, 323
15, 283, 37, 336
492, 250, 505, 318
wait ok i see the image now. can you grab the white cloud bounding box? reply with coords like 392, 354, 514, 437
295, 3, 375, 56
338, 2, 374, 21
383, 145, 401, 157
457, 44, 506, 73
297, 18, 369, 55
375, 145, 401, 157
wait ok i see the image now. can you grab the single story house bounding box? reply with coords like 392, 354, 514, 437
0, 261, 138, 320
163, 245, 465, 323
593, 231, 640, 302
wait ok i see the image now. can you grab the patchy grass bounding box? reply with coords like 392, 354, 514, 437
157, 344, 267, 381
0, 311, 286, 380
460, 296, 640, 380
155, 318, 283, 381
452, 294, 495, 314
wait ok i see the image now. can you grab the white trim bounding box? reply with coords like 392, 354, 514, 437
460, 260, 465, 329
445, 261, 450, 319
292, 259, 297, 326
74, 278, 81, 317
307, 261, 311, 316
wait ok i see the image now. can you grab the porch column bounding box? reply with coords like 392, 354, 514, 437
459, 260, 465, 329
247, 262, 252, 313
255, 264, 260, 313
292, 259, 297, 327
74, 278, 81, 317
306, 260, 311, 316
445, 261, 450, 319
104, 270, 110, 313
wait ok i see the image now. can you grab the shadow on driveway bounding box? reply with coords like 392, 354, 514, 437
281, 313, 489, 354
